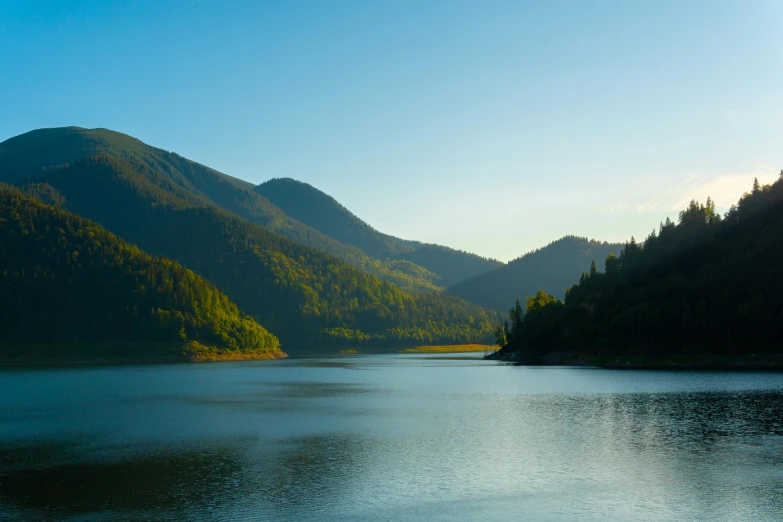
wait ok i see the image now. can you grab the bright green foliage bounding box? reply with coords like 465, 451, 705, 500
495, 175, 783, 359
525, 290, 558, 313
1, 153, 499, 352
0, 186, 280, 356
449, 236, 623, 311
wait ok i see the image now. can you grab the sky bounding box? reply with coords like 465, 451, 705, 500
2, 0, 782, 261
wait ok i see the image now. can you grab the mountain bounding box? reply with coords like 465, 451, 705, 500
448, 236, 623, 311
0, 127, 497, 291
255, 177, 416, 259
0, 126, 253, 189
0, 149, 499, 353
0, 185, 282, 361
0, 127, 433, 292
493, 175, 783, 363
255, 178, 502, 286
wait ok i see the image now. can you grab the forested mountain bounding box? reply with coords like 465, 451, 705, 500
448, 236, 622, 311
256, 178, 502, 286
256, 177, 416, 258
0, 127, 497, 291
493, 174, 783, 362
0, 186, 281, 361
0, 153, 498, 352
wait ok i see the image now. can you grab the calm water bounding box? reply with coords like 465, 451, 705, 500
1, 354, 782, 521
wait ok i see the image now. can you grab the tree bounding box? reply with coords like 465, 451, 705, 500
525, 290, 558, 313
494, 324, 507, 347
589, 260, 597, 277
605, 253, 619, 273
509, 299, 524, 340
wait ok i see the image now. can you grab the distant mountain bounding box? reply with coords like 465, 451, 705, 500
0, 185, 282, 361
255, 177, 416, 258
448, 236, 623, 311
395, 244, 503, 289
493, 175, 783, 363
256, 177, 502, 286
0, 151, 499, 352
0, 128, 499, 291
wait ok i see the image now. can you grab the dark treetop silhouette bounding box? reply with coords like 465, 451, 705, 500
492, 173, 783, 365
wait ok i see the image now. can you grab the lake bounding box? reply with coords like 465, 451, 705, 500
1, 354, 782, 521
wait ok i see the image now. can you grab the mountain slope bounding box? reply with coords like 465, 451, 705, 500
256, 177, 502, 286
495, 176, 783, 361
256, 177, 417, 258
3, 154, 499, 352
448, 236, 623, 311
0, 185, 281, 361
0, 127, 441, 292
0, 126, 253, 190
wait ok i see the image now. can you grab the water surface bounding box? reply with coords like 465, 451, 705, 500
1, 354, 782, 521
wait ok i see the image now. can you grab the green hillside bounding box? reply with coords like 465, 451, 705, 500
256, 177, 417, 258
256, 177, 502, 286
2, 153, 498, 352
494, 175, 783, 362
448, 236, 622, 311
0, 186, 281, 361
0, 127, 442, 293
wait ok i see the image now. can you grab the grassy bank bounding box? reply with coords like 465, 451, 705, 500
400, 344, 496, 354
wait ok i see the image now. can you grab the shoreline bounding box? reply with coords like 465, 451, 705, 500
0, 350, 288, 368
485, 350, 783, 371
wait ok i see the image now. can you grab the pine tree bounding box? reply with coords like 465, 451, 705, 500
510, 299, 524, 340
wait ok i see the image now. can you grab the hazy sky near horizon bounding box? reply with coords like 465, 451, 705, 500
2, 0, 782, 261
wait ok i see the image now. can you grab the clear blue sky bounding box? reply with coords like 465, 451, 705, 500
2, 0, 782, 261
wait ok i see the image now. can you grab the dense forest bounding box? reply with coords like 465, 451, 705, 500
0, 186, 281, 360
256, 178, 502, 286
448, 236, 622, 311
493, 174, 783, 362
0, 127, 498, 292
1, 152, 499, 352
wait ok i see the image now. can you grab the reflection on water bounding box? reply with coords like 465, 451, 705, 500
0, 442, 242, 520
1, 355, 782, 521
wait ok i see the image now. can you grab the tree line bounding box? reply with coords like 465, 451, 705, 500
494, 172, 783, 359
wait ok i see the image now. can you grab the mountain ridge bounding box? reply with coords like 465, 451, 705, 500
448, 236, 624, 311
0, 127, 496, 292
255, 176, 503, 286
